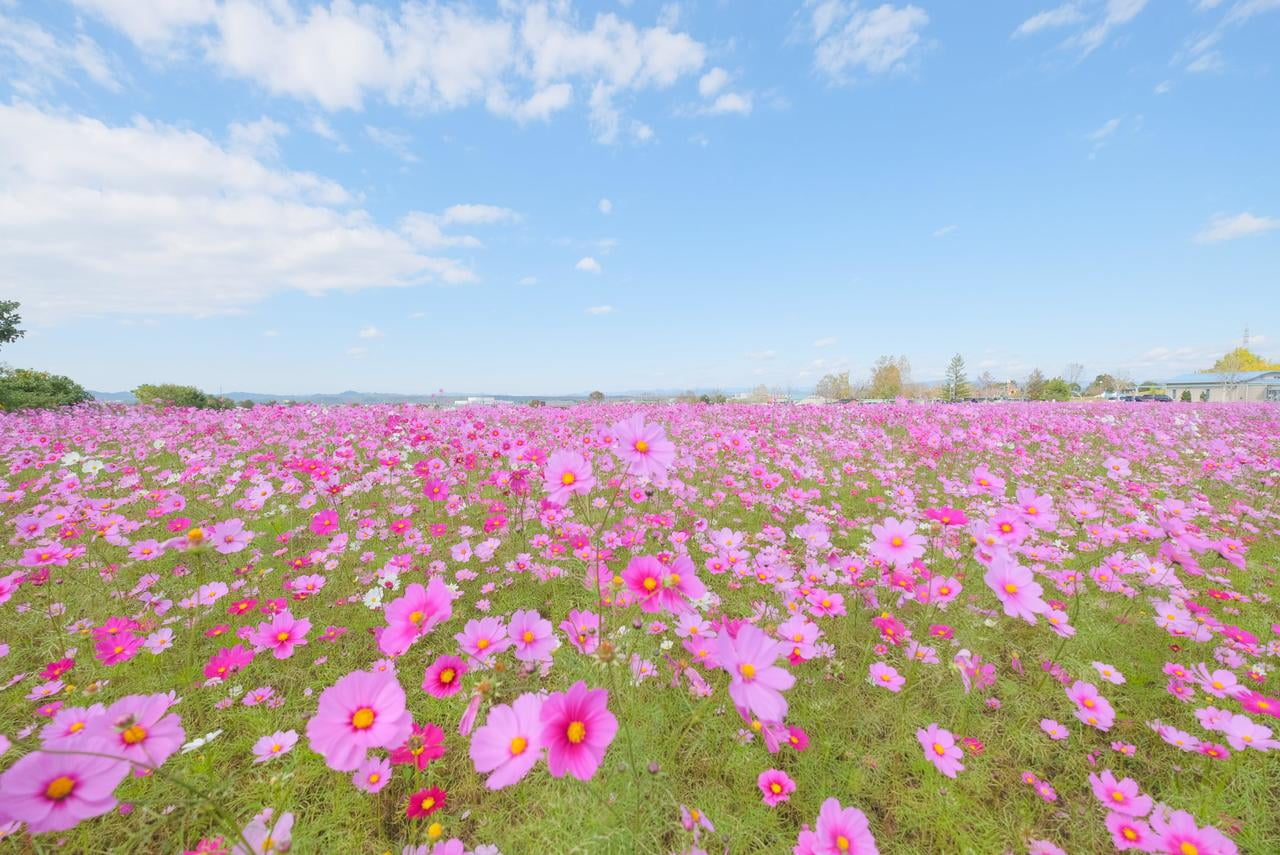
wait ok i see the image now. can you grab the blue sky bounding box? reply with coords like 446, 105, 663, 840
1, 0, 1278, 395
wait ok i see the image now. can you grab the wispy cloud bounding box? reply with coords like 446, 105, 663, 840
585, 304, 614, 315
575, 256, 603, 274
1194, 212, 1279, 243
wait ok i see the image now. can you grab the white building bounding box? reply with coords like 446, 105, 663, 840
1165, 371, 1280, 403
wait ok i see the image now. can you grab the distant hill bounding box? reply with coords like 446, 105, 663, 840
89, 386, 770, 405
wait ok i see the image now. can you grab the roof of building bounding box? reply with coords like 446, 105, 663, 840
1164, 370, 1280, 385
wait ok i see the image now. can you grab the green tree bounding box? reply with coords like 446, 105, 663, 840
943, 353, 970, 401
587, 390, 605, 403
527, 399, 546, 408
0, 368, 93, 410
134, 384, 232, 409
1041, 378, 1072, 401
0, 301, 23, 349
815, 371, 853, 401
1024, 369, 1047, 400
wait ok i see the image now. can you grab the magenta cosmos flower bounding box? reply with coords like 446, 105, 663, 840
983, 552, 1048, 624
716, 623, 794, 723
757, 768, 796, 806
539, 681, 618, 781
377, 578, 455, 657
248, 609, 311, 660
812, 797, 878, 855
0, 750, 128, 833
422, 654, 468, 698
543, 450, 595, 505
306, 669, 413, 772
1149, 807, 1238, 855
611, 414, 676, 479
622, 554, 706, 614
917, 723, 964, 778
469, 692, 544, 790
86, 693, 185, 767
868, 518, 926, 568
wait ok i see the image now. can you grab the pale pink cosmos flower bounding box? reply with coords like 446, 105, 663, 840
543, 450, 595, 505
509, 609, 557, 663
1092, 661, 1126, 685
251, 730, 298, 764
983, 552, 1048, 624
305, 669, 413, 772
868, 517, 925, 568
917, 723, 964, 778
611, 414, 676, 479
377, 578, 455, 657
352, 755, 392, 793
232, 808, 293, 855
1148, 806, 1238, 855
1105, 811, 1155, 851
86, 692, 185, 767
1039, 719, 1068, 741
716, 623, 795, 722
455, 616, 512, 665
469, 692, 544, 790
868, 662, 905, 692
812, 797, 878, 855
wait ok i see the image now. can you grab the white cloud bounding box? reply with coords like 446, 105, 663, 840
398, 213, 482, 250
1073, 0, 1149, 54
585, 304, 614, 314
0, 103, 477, 321
364, 125, 418, 163
1012, 3, 1083, 37
1088, 117, 1122, 141
747, 349, 777, 361
358, 325, 383, 338
933, 224, 958, 237
705, 92, 753, 116
518, 275, 538, 285
262, 329, 279, 337
813, 336, 837, 348
87, 1, 708, 144
1154, 80, 1172, 94
71, 0, 215, 48
698, 66, 729, 97
440, 204, 520, 225
575, 256, 603, 274
1194, 212, 1280, 243
0, 11, 121, 95
346, 345, 368, 357
598, 197, 613, 214
228, 116, 288, 159
804, 1, 929, 82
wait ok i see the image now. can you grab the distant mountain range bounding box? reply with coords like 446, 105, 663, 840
88, 387, 761, 405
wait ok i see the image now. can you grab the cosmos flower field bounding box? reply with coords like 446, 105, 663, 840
1, 403, 1278, 855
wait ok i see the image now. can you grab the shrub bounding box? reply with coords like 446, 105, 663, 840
0, 367, 93, 410
134, 384, 233, 409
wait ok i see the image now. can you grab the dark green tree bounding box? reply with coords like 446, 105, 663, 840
0, 368, 92, 410
944, 354, 970, 401
0, 300, 24, 349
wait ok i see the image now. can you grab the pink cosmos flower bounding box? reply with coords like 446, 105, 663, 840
868, 662, 905, 693
611, 414, 676, 479
868, 517, 925, 568
539, 680, 617, 780
306, 669, 413, 772
1088, 770, 1153, 817
378, 578, 455, 657
251, 730, 298, 764
86, 693, 185, 767
622, 555, 706, 614
812, 797, 878, 855
509, 609, 557, 663
422, 655, 468, 698
1104, 812, 1155, 852
232, 808, 293, 855
469, 692, 544, 790
352, 755, 392, 793
917, 723, 964, 778
543, 450, 595, 505
0, 750, 128, 833
1149, 807, 1238, 855
248, 609, 310, 660
560, 609, 600, 654
39, 703, 106, 749
1039, 719, 1068, 741
207, 519, 252, 554
716, 623, 795, 723
757, 768, 796, 806
1068, 681, 1116, 732
983, 552, 1048, 624
455, 616, 512, 664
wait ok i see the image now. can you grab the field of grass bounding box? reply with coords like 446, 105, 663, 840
1, 402, 1278, 854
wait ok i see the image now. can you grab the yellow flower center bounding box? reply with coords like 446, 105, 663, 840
643, 577, 658, 591
770, 782, 782, 793
1122, 828, 1138, 841
567, 721, 587, 744
69, 721, 86, 733
634, 440, 649, 453
509, 736, 528, 756
890, 537, 903, 547
1180, 844, 1199, 855
276, 631, 290, 641
409, 610, 424, 624
351, 707, 376, 730
933, 743, 946, 756
1111, 791, 1125, 802
45, 776, 75, 801
121, 724, 148, 745
739, 663, 756, 679
837, 836, 850, 851
1004, 583, 1018, 594
439, 668, 455, 684
476, 638, 490, 650
421, 796, 435, 811
560, 472, 576, 485
522, 631, 534, 643
369, 773, 381, 784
